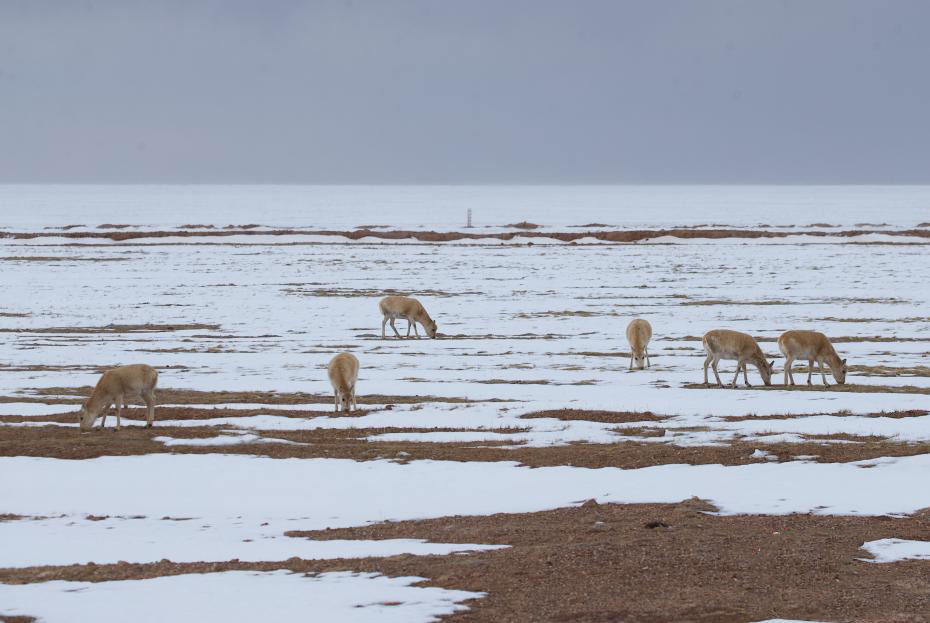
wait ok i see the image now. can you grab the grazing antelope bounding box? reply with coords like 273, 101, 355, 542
379, 296, 437, 339
626, 318, 652, 369
702, 330, 774, 388
79, 364, 158, 432
778, 330, 847, 386
328, 352, 359, 413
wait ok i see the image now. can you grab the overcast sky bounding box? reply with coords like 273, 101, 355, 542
1, 0, 928, 184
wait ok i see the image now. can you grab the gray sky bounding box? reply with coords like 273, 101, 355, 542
2, 0, 929, 183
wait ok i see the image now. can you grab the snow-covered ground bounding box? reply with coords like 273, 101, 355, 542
0, 570, 484, 623
2, 186, 930, 620
6, 453, 930, 564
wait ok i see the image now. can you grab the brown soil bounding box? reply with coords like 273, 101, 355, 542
5, 226, 930, 244
3, 502, 930, 622
5, 414, 930, 467
683, 382, 930, 395
25, 387, 496, 405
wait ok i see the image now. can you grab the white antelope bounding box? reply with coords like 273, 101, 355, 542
778, 330, 847, 386
79, 364, 158, 432
379, 296, 438, 339
327, 352, 359, 413
702, 329, 774, 388
625, 318, 652, 369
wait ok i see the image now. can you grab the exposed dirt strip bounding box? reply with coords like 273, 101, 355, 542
4, 412, 930, 467
2, 501, 929, 622
683, 382, 930, 395
5, 226, 930, 243
23, 388, 498, 405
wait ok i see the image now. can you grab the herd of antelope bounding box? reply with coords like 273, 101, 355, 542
77, 295, 849, 432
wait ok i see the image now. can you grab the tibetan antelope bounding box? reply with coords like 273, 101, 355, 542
778, 330, 847, 386
702, 330, 774, 388
626, 318, 652, 369
379, 296, 437, 339
328, 352, 359, 413
79, 364, 158, 432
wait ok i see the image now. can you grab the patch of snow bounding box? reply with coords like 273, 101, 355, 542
0, 570, 484, 623
860, 538, 930, 563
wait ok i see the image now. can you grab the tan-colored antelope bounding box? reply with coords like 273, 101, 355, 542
778, 330, 847, 386
702, 329, 774, 388
379, 296, 437, 339
626, 318, 652, 369
328, 352, 359, 413
79, 364, 158, 432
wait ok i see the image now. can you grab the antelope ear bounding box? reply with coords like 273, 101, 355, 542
769, 360, 775, 369
841, 359, 847, 365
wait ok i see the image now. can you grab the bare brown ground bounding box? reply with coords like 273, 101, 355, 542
683, 382, 930, 395
4, 408, 930, 466
5, 226, 930, 244
3, 502, 930, 622
25, 387, 494, 405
